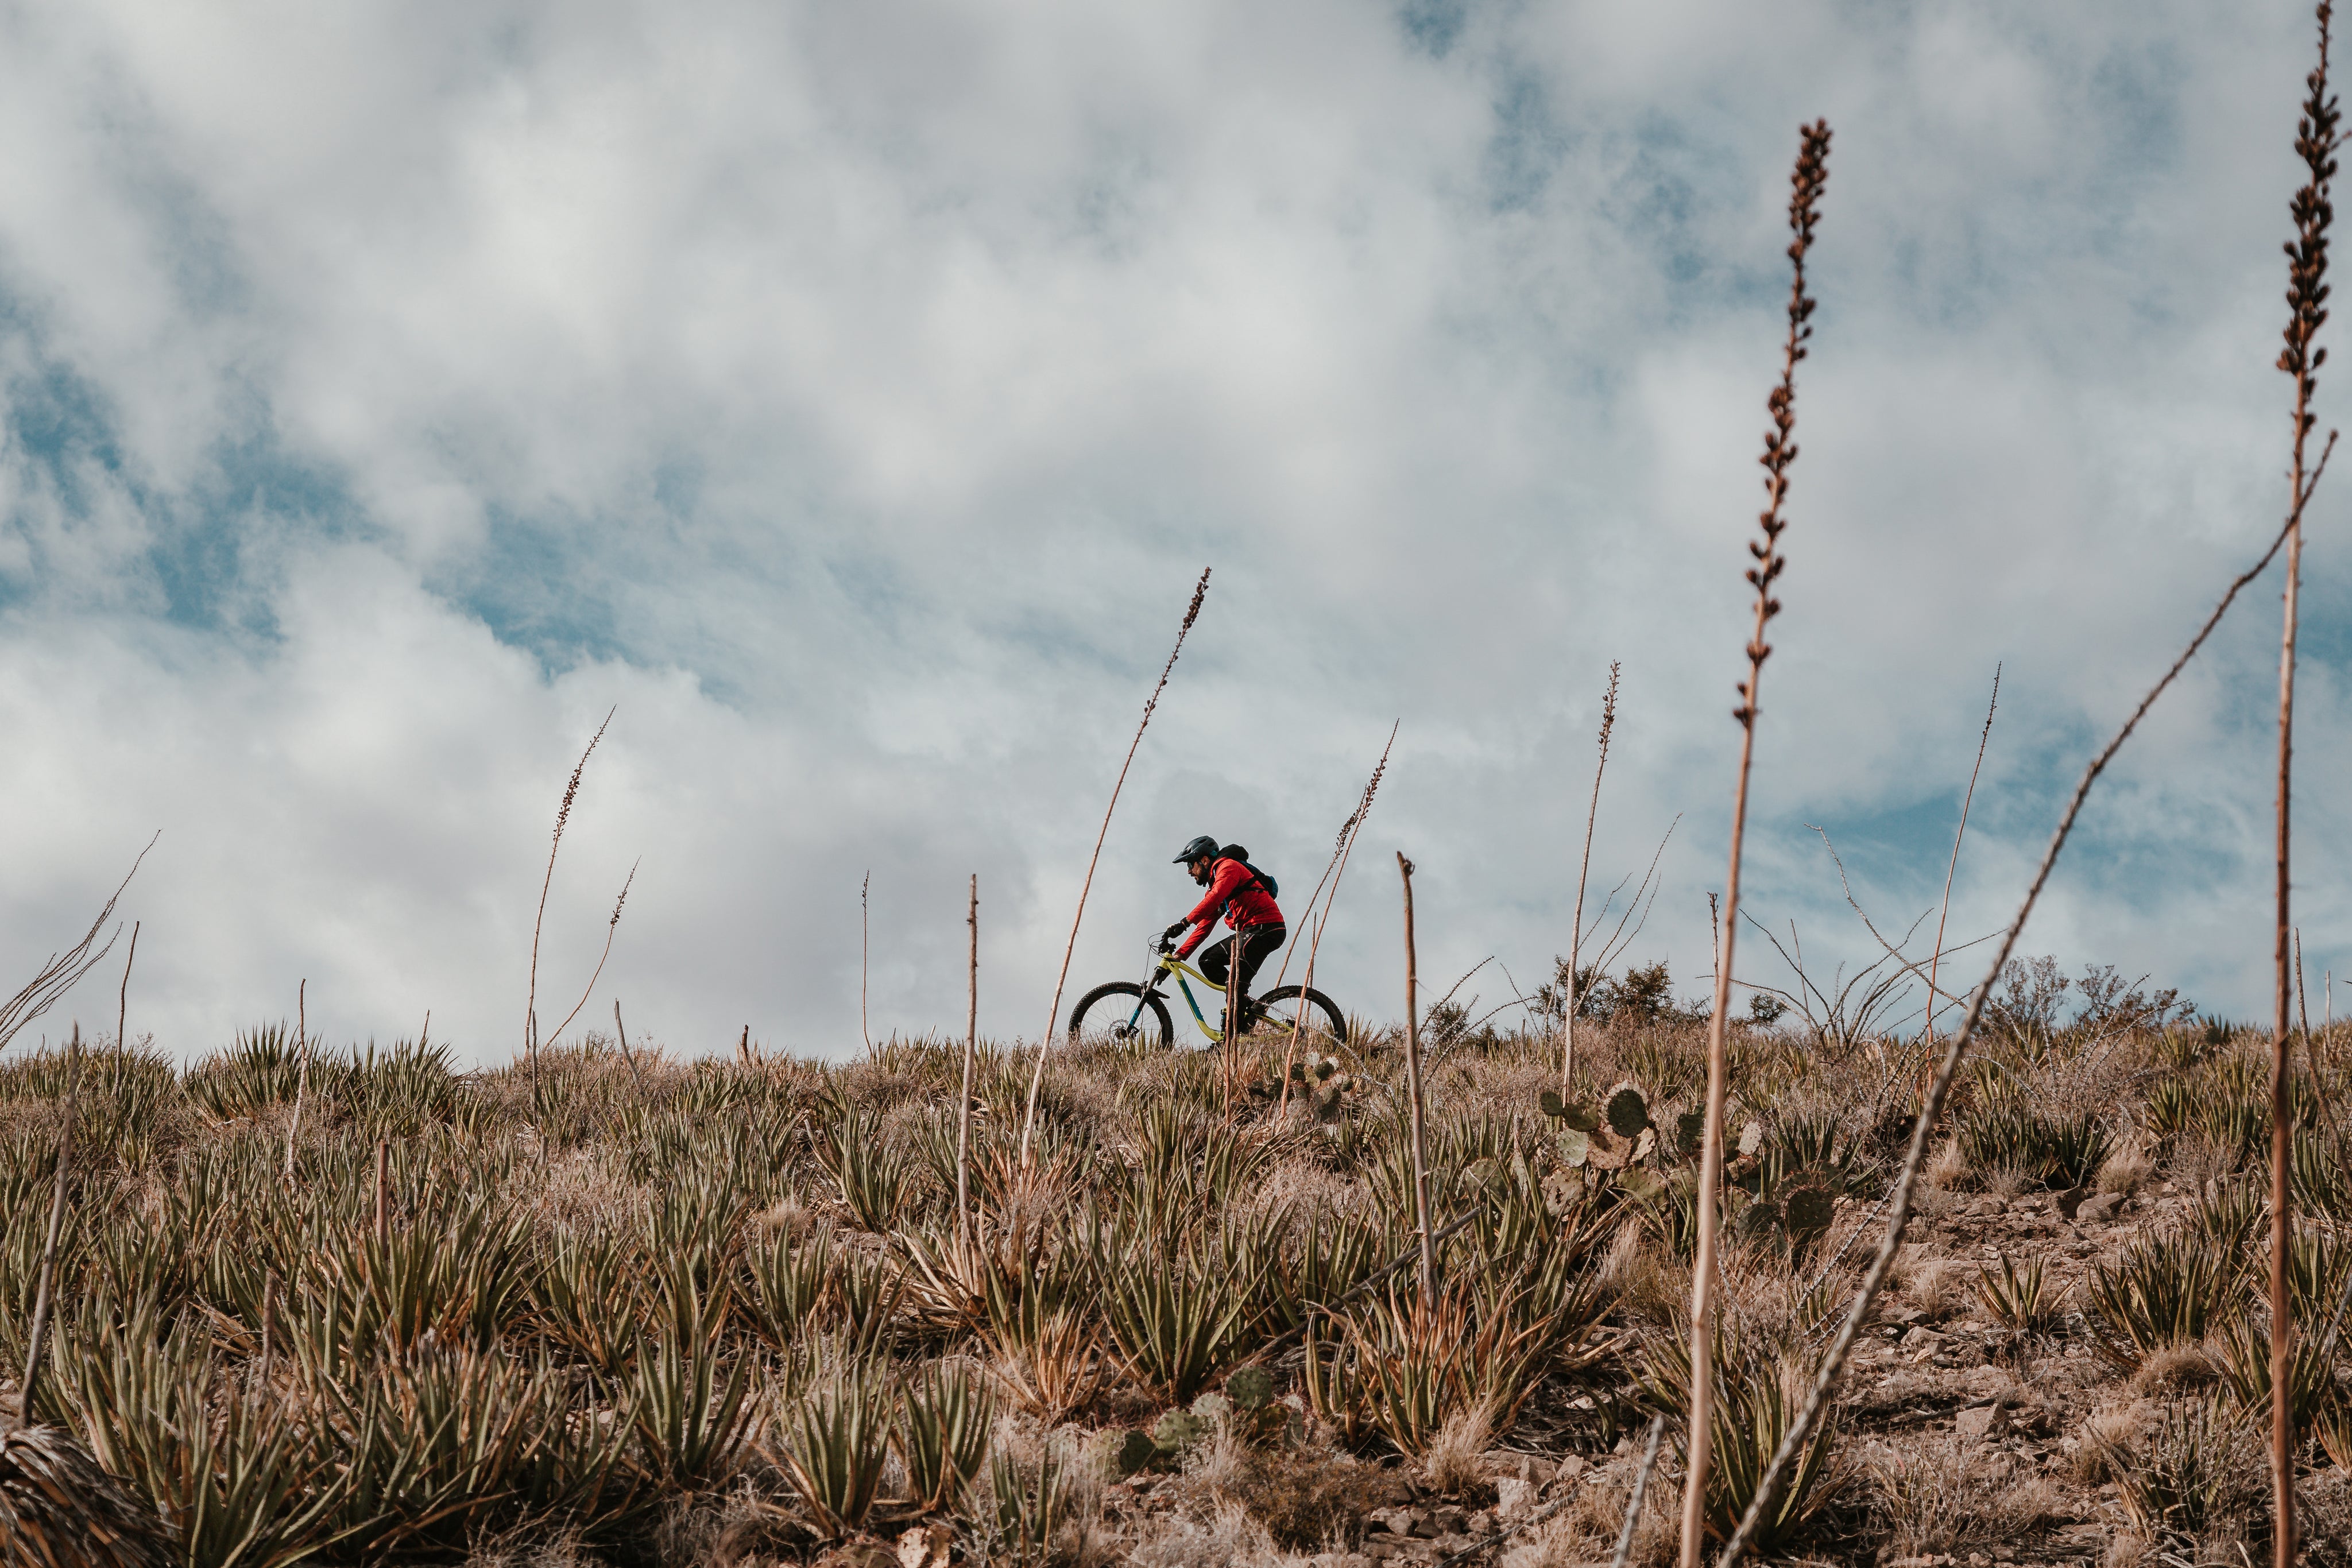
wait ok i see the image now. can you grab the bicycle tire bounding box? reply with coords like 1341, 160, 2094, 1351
1250, 985, 1348, 1047
1067, 982, 1175, 1047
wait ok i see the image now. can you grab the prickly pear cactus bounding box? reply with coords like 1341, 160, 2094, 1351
1152, 1408, 1209, 1453
1606, 1086, 1651, 1140
1115, 1429, 1159, 1476
1784, 1184, 1835, 1241
1676, 1109, 1705, 1160
1539, 1089, 1601, 1131
1227, 1367, 1275, 1411
1557, 1127, 1591, 1169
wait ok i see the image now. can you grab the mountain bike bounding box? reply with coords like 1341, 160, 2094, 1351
1067, 932, 1348, 1049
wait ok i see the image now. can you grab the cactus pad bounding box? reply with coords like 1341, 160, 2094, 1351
1606, 1086, 1651, 1139
1227, 1368, 1275, 1411
1676, 1109, 1705, 1159
1785, 1184, 1834, 1238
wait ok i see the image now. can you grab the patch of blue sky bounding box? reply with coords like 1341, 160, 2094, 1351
444, 506, 628, 678
1, 331, 369, 636
1396, 0, 1475, 62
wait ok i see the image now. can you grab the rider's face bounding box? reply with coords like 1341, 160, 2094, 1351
1189, 857, 1209, 882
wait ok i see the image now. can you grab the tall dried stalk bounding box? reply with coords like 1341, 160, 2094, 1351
1397, 854, 1436, 1310
613, 1000, 646, 1093
543, 862, 638, 1046
1020, 568, 1210, 1160
1611, 1417, 1668, 1568
861, 872, 873, 1054
1223, 941, 1241, 1121
374, 1139, 390, 1244
527, 708, 614, 1120
1562, 662, 1620, 1092
1921, 668, 1999, 1049
0, 831, 153, 1058
959, 874, 978, 1240
2273, 10, 2336, 1554
20, 1022, 83, 1422
1677, 119, 1832, 1568
285, 977, 310, 1178
1717, 446, 2341, 1568
1275, 723, 1396, 1118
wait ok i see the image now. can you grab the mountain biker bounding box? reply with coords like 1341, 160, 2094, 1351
1163, 835, 1286, 1009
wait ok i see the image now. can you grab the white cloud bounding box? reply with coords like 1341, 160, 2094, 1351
0, 0, 2343, 1059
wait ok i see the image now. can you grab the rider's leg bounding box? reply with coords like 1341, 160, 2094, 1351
1235, 923, 1286, 994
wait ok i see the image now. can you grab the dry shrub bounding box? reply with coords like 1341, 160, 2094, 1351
1601, 1219, 1684, 1330
1924, 1136, 1967, 1190
2167, 1133, 2238, 1195
1217, 1440, 1392, 1551
1904, 1259, 1964, 1322
2097, 1137, 2155, 1196
2126, 1339, 2219, 1399
1129, 1499, 1295, 1568
2072, 1403, 2149, 1486
1497, 1454, 1673, 1568
1422, 1396, 1496, 1497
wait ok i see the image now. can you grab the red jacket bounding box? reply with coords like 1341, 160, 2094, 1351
1175, 857, 1283, 957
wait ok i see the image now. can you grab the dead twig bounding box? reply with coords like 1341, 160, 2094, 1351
1680, 118, 1833, 1568
1563, 662, 1621, 1091
527, 708, 613, 1127
1021, 568, 1210, 1161
0, 831, 155, 1057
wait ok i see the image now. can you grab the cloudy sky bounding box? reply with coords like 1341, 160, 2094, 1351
0, 0, 2343, 1063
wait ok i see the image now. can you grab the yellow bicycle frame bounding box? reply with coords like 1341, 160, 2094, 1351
1150, 952, 1239, 1043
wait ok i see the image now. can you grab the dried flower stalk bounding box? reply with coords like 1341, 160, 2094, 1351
1677, 118, 1832, 1568
1562, 661, 1619, 1091
2272, 7, 2336, 1557
1020, 567, 1210, 1159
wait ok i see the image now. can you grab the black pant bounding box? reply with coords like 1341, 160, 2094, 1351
1198, 923, 1285, 997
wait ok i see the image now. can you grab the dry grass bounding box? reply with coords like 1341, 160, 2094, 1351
0, 998, 2340, 1567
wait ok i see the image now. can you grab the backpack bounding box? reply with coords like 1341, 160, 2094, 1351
1217, 845, 1279, 901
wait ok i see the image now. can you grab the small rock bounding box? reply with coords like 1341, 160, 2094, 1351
1495, 1478, 1536, 1521
1556, 1453, 1587, 1480
2076, 1192, 2123, 1224
1955, 1403, 2009, 1442
897, 1524, 953, 1568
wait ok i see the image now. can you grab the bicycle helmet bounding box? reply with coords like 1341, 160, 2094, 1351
1174, 834, 1220, 884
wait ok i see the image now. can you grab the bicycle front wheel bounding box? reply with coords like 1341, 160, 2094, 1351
1068, 982, 1174, 1047
1250, 985, 1348, 1050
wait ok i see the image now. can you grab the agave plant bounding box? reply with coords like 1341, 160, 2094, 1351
980, 1242, 1104, 1422
1089, 1213, 1263, 1405
818, 1103, 920, 1232
627, 1330, 756, 1489
740, 1225, 833, 1348
2084, 1233, 2238, 1372
310, 1340, 632, 1553
772, 1366, 894, 1537
2212, 1314, 2342, 1428
895, 1361, 993, 1512
982, 1440, 1078, 1568
1974, 1252, 2065, 1334
528, 1226, 644, 1375
63, 1304, 350, 1568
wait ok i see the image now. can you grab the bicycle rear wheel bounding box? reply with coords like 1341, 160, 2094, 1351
1067, 982, 1174, 1047
1249, 985, 1348, 1050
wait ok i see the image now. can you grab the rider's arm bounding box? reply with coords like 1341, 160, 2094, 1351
1173, 859, 1248, 957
